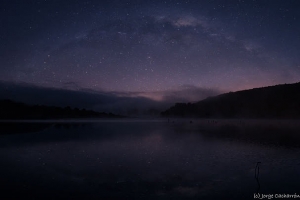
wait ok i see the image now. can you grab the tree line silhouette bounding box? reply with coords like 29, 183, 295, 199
161, 82, 300, 118
0, 99, 122, 119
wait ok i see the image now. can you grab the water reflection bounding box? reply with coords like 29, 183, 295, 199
0, 122, 52, 134
0, 120, 299, 199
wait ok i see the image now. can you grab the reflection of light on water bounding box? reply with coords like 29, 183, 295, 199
0, 120, 300, 199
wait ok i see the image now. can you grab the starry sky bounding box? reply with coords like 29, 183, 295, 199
1, 0, 300, 102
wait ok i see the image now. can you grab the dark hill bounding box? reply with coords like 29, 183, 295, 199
161, 82, 300, 118
0, 99, 122, 119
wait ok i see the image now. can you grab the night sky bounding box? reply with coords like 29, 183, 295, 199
1, 0, 300, 102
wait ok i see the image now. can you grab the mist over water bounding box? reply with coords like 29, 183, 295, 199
0, 119, 300, 199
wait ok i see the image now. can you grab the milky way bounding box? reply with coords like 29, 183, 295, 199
1, 0, 300, 101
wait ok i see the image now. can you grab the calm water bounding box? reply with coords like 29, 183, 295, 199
0, 119, 300, 199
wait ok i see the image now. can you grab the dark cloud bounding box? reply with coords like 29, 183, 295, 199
161, 85, 221, 102
0, 81, 220, 116
0, 81, 167, 115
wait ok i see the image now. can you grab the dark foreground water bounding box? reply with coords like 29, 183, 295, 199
0, 119, 300, 200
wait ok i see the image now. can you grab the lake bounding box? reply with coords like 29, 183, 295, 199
0, 119, 300, 199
